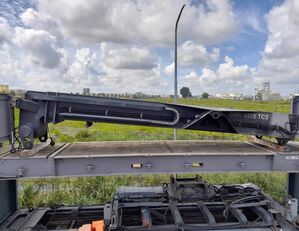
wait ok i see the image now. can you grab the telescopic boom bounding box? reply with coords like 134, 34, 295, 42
14, 91, 299, 149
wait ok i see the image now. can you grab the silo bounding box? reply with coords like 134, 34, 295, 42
0, 94, 14, 143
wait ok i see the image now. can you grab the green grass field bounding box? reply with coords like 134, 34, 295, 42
18, 98, 291, 208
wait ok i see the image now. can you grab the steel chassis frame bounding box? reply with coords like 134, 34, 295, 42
1, 91, 299, 230
0, 177, 298, 231
2, 140, 299, 178
1, 140, 299, 230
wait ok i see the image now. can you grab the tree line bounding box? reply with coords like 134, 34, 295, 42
180, 87, 209, 99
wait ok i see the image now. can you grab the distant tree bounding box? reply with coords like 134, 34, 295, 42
180, 87, 192, 98
202, 92, 209, 99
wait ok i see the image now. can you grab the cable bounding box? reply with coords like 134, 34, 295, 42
44, 204, 63, 228
10, 127, 23, 153
230, 195, 264, 206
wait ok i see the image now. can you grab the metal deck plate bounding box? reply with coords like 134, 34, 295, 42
1, 140, 299, 178
4, 143, 66, 159
56, 140, 274, 158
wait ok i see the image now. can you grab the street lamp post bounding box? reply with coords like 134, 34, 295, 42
174, 4, 185, 141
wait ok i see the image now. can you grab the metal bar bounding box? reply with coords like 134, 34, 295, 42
53, 101, 57, 123
1, 152, 299, 179
287, 95, 299, 208
229, 200, 269, 209
174, 4, 185, 141
0, 180, 17, 222
24, 91, 166, 110
174, 4, 185, 104
169, 201, 184, 228
288, 173, 299, 201
0, 141, 299, 179
122, 227, 273, 231
252, 206, 274, 224
183, 111, 212, 129
59, 106, 180, 126
230, 208, 248, 224
196, 202, 216, 224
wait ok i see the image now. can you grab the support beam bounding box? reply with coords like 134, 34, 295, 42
1, 141, 299, 179
169, 201, 184, 228
0, 180, 17, 222
288, 173, 299, 202
287, 95, 299, 209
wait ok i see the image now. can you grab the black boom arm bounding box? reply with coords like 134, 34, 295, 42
16, 91, 299, 149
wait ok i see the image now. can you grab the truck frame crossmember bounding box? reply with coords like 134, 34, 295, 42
1, 92, 299, 230
1, 176, 298, 231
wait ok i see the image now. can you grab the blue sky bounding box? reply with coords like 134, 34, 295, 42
0, 0, 298, 96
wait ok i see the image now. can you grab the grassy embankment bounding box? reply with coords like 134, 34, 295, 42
18, 98, 291, 208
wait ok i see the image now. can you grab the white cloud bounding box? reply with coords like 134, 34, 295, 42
21, 8, 57, 31
0, 48, 98, 93
180, 56, 250, 94
256, 0, 299, 85
99, 44, 167, 93
245, 15, 263, 33
0, 0, 243, 94
61, 46, 166, 94
63, 48, 101, 86
164, 62, 174, 76
264, 0, 299, 59
0, 45, 64, 91
98, 67, 168, 94
13, 27, 64, 69
37, 0, 238, 46
20, 8, 62, 42
239, 7, 266, 34
0, 47, 21, 84
217, 56, 248, 80
0, 17, 13, 44
179, 41, 220, 66
184, 0, 238, 44
182, 68, 217, 88
164, 41, 220, 76
101, 43, 156, 70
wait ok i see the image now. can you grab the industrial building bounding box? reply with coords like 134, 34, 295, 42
0, 84, 9, 94
255, 81, 281, 101
215, 93, 244, 100
83, 88, 91, 95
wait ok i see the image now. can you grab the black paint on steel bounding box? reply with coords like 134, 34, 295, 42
15, 91, 299, 149
0, 180, 17, 223
1, 177, 298, 230
174, 4, 185, 104
288, 173, 299, 204
288, 95, 299, 204
0, 94, 14, 143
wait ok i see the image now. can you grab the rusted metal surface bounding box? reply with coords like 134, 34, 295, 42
57, 140, 274, 158
5, 143, 66, 158
248, 136, 289, 152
